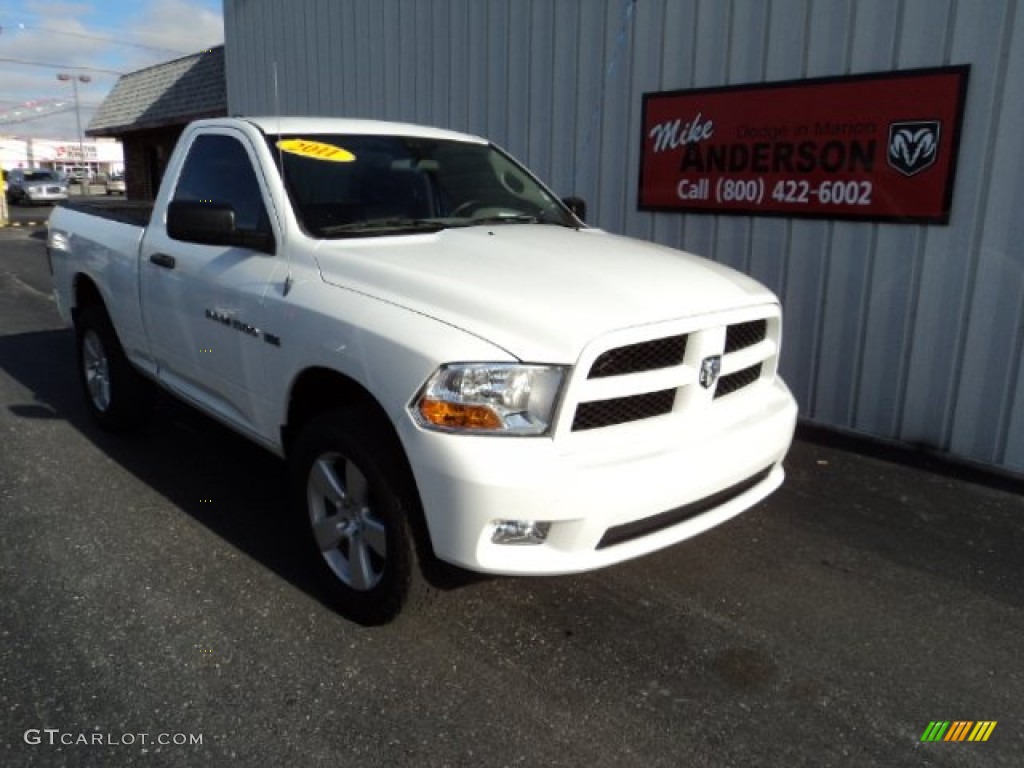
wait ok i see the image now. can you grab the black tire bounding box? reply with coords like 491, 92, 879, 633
290, 409, 434, 625
75, 305, 155, 431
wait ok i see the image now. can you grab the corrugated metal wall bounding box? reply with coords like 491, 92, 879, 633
225, 0, 1024, 474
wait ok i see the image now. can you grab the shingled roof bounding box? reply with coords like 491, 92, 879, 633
87, 46, 226, 136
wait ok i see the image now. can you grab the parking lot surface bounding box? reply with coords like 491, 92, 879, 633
2, 226, 1022, 767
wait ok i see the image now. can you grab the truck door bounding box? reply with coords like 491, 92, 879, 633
140, 129, 284, 439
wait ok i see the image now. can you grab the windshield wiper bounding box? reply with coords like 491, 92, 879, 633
467, 212, 575, 228
469, 213, 539, 225
319, 218, 449, 236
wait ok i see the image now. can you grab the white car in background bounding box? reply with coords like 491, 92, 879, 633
106, 173, 126, 195
5, 168, 69, 205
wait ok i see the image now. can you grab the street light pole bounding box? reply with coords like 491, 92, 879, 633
56, 73, 92, 185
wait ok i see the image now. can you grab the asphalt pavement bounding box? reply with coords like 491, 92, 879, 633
4, 202, 65, 228
1, 223, 1023, 767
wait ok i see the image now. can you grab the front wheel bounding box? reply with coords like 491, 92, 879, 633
290, 409, 433, 625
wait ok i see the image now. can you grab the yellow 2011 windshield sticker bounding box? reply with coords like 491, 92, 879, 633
276, 139, 355, 162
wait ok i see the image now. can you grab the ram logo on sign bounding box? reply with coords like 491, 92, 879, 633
888, 121, 941, 176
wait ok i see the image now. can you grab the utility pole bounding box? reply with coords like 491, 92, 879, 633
56, 73, 92, 187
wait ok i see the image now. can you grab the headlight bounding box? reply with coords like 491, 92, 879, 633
412, 363, 565, 436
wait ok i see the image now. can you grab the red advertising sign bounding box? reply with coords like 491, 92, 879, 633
639, 66, 969, 223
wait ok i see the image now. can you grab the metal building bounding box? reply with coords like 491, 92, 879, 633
224, 0, 1024, 475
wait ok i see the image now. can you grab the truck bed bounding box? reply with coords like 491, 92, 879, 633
57, 199, 154, 228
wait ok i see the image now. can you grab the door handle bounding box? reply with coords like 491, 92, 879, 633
149, 252, 176, 269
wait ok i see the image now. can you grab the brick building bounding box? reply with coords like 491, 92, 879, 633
86, 46, 226, 200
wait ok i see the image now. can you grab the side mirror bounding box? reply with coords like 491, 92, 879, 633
166, 200, 275, 255
562, 196, 587, 223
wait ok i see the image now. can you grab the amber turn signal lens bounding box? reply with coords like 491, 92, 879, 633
418, 399, 503, 430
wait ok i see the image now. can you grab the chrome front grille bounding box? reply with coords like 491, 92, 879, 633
565, 308, 780, 434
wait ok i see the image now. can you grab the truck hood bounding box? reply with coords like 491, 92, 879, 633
313, 225, 776, 362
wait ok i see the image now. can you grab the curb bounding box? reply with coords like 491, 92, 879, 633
0, 221, 47, 228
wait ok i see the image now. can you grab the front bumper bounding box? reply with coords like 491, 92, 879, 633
401, 376, 798, 575
25, 189, 68, 204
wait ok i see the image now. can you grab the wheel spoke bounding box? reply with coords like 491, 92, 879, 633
312, 515, 346, 552
83, 332, 111, 410
87, 372, 102, 399
348, 537, 376, 591
361, 515, 387, 559
310, 457, 346, 508
83, 334, 102, 362
345, 461, 369, 506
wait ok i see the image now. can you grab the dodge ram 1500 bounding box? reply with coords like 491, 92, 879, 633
48, 117, 797, 624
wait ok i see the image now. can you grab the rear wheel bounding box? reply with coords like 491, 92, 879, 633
75, 305, 154, 431
290, 409, 433, 625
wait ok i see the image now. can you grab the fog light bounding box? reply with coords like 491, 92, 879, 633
491, 520, 551, 545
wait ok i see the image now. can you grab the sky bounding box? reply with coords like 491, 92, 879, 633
0, 0, 224, 140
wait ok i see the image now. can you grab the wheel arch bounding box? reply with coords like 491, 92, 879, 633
70, 273, 107, 323
283, 366, 439, 568
282, 366, 405, 461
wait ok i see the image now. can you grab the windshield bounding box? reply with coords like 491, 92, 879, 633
266, 133, 578, 237
25, 171, 60, 182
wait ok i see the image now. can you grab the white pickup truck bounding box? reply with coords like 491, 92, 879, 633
48, 117, 797, 624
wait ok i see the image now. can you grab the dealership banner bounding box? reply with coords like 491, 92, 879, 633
638, 66, 969, 224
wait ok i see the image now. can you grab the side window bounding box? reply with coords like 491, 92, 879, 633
173, 134, 270, 232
